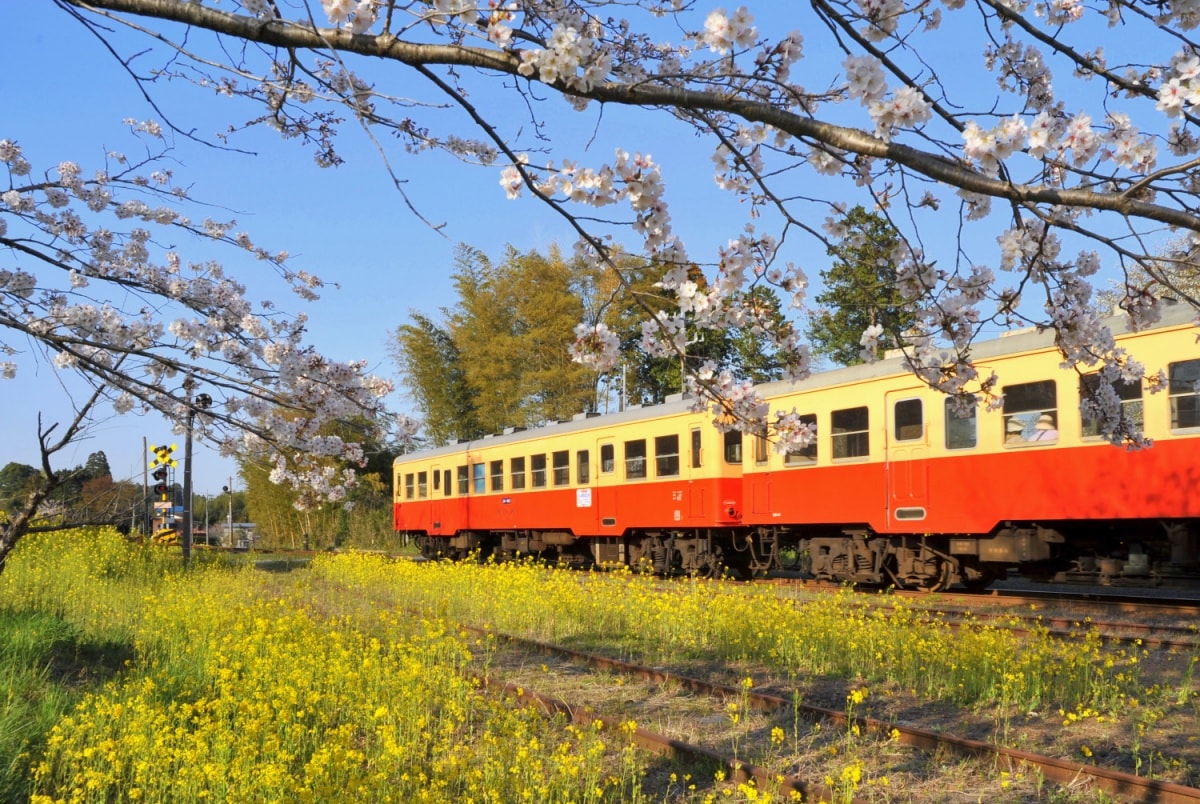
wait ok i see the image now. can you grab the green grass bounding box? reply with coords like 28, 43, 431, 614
0, 610, 135, 802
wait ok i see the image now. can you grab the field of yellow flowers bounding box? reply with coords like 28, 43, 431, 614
1, 529, 643, 803
0, 527, 1195, 802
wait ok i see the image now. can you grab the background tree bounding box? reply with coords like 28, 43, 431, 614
393, 244, 599, 443
240, 414, 400, 550
391, 311, 481, 447
507, 247, 600, 423
727, 286, 798, 384
1096, 235, 1200, 317
0, 463, 41, 516
808, 206, 919, 368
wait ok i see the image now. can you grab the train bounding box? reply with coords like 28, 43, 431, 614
393, 303, 1200, 590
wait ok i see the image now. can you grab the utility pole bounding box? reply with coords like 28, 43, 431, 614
223, 477, 233, 547
181, 376, 212, 564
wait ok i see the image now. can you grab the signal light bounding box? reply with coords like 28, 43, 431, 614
152, 467, 168, 482
153, 482, 169, 496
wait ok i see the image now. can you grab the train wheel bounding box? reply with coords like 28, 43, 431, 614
418, 537, 442, 561
692, 546, 725, 579
912, 559, 954, 593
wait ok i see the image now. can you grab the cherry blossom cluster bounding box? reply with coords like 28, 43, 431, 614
568, 322, 621, 373
319, 0, 378, 34
771, 408, 817, 455
684, 362, 769, 433
698, 7, 758, 55
0, 132, 391, 507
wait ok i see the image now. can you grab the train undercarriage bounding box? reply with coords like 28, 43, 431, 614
412, 518, 1200, 591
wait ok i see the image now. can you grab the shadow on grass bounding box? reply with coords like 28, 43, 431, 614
0, 610, 136, 803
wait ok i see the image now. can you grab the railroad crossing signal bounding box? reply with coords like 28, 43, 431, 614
149, 444, 177, 501
149, 443, 177, 469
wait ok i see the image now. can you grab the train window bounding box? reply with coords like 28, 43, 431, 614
577, 450, 590, 484
783, 413, 818, 465
531, 454, 547, 487
443, 469, 452, 497
753, 427, 769, 464
625, 439, 647, 479
893, 398, 923, 442
1169, 359, 1200, 430
832, 406, 870, 459
943, 399, 977, 450
404, 473, 414, 500
490, 460, 504, 491
472, 463, 485, 494
655, 435, 680, 477
724, 430, 743, 464
1002, 380, 1058, 443
510, 457, 526, 490
553, 451, 571, 486
1080, 374, 1144, 438
691, 428, 703, 468
600, 444, 615, 474
433, 470, 440, 491
456, 465, 469, 495
418, 471, 428, 498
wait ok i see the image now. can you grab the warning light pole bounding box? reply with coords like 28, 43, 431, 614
148, 442, 177, 539
181, 376, 213, 564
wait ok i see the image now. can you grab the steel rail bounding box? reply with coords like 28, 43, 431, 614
476, 674, 851, 803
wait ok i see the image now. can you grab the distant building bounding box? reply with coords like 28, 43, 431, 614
211, 522, 258, 549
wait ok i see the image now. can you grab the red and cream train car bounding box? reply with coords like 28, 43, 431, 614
395, 303, 1200, 589
393, 398, 747, 576
743, 301, 1200, 589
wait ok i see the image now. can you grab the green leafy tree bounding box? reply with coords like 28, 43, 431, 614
391, 311, 482, 447
808, 207, 919, 367
0, 463, 41, 515
504, 246, 597, 423
394, 244, 601, 441
613, 266, 791, 403
728, 285, 796, 384
241, 414, 399, 550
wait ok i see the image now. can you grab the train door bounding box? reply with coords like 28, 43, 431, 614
431, 463, 469, 536
428, 464, 447, 535
885, 392, 929, 527
595, 438, 619, 533
688, 426, 707, 518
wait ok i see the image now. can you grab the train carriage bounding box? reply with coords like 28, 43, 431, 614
744, 301, 1200, 589
394, 397, 747, 575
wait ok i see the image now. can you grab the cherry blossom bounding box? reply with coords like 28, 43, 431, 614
36, 0, 1200, 451
0, 132, 392, 509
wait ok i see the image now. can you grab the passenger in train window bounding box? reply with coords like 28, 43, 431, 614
1028, 413, 1058, 441
1005, 417, 1025, 444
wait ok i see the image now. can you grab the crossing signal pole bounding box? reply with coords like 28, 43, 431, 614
148, 444, 177, 538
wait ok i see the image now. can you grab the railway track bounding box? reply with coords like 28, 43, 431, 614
757, 576, 1200, 647
480, 675, 835, 802
462, 622, 1200, 803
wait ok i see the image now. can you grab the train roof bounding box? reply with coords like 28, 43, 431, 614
395, 302, 1198, 463
397, 392, 702, 461
755, 298, 1197, 398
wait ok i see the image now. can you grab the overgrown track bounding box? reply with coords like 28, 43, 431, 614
480, 675, 838, 802
468, 623, 1200, 803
